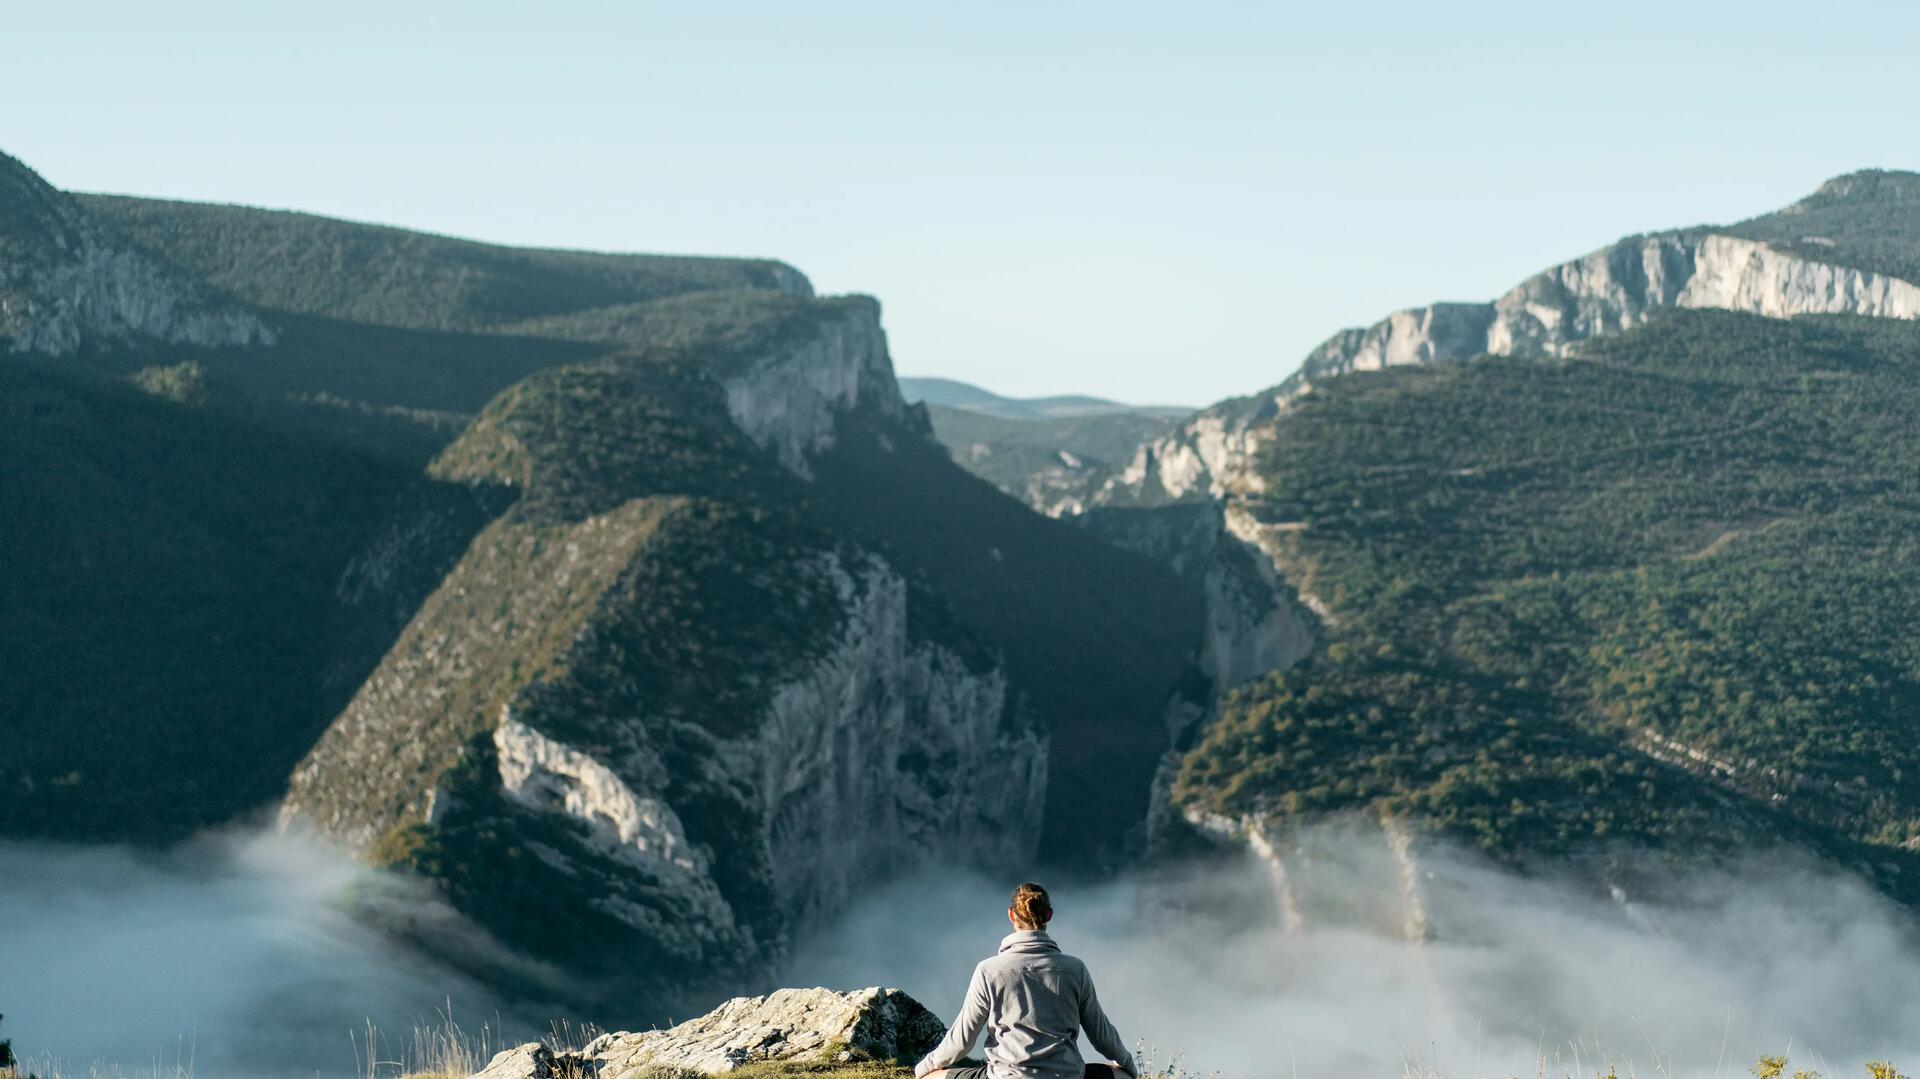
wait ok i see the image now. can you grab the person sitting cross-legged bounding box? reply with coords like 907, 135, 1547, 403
914, 882, 1137, 1079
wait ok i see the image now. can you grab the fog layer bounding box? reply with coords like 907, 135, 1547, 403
786, 831, 1920, 1078
0, 831, 528, 1078
8, 827, 1920, 1078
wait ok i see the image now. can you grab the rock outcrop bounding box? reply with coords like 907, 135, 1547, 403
1100, 403, 1275, 506
0, 151, 271, 355
471, 987, 945, 1078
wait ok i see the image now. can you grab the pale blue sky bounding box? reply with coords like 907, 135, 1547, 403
6, 1, 1915, 405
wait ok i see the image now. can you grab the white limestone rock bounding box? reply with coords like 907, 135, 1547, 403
721, 296, 912, 478
1199, 504, 1316, 695
1312, 231, 1920, 384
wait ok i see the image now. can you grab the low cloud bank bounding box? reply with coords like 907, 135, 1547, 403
0, 831, 529, 1078
7, 825, 1920, 1078
786, 830, 1920, 1078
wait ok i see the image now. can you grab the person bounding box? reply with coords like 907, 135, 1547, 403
914, 882, 1138, 1079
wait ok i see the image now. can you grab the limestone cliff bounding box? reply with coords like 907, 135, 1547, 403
1199, 505, 1316, 696
1302, 231, 1920, 387
719, 295, 917, 478
1075, 501, 1317, 739
0, 151, 270, 355
1096, 177, 1920, 864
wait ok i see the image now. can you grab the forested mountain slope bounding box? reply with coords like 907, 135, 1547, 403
275, 295, 1195, 1008
0, 361, 487, 838
1174, 310, 1920, 897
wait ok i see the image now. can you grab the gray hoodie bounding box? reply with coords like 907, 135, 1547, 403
913, 930, 1137, 1079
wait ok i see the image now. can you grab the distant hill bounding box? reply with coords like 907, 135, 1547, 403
923, 404, 1181, 515
898, 375, 1191, 420
899, 377, 1194, 513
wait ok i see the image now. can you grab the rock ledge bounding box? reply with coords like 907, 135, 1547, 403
471, 986, 945, 1078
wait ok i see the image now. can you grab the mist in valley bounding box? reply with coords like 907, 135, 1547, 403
7, 827, 1920, 1078
786, 829, 1920, 1079
0, 832, 534, 1079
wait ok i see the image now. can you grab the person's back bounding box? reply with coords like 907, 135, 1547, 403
915, 883, 1137, 1079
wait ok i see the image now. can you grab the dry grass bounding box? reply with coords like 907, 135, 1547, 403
353, 1007, 524, 1079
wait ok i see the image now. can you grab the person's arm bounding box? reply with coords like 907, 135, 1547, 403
1078, 967, 1137, 1078
915, 963, 992, 1078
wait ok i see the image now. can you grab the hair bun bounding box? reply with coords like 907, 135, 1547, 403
1011, 882, 1052, 928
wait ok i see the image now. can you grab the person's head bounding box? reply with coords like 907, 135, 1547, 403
1008, 881, 1052, 931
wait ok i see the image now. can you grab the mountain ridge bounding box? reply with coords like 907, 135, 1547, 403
77, 192, 810, 334
1086, 169, 1920, 512
898, 375, 1192, 420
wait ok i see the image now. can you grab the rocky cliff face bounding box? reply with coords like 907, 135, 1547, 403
1310, 231, 1920, 384
720, 296, 916, 478
1198, 505, 1316, 697
1099, 229, 1920, 509
0, 152, 270, 355
1100, 405, 1275, 505
1095, 180, 1920, 868
1073, 500, 1317, 738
